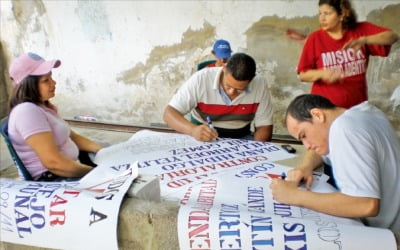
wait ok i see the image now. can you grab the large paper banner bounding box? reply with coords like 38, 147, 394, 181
177, 163, 396, 250
94, 130, 295, 198
0, 161, 138, 250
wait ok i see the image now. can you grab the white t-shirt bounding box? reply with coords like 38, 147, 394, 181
328, 102, 400, 230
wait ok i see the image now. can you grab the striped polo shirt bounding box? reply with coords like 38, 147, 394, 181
169, 67, 273, 135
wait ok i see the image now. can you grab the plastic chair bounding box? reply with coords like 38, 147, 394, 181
0, 117, 33, 180
197, 59, 216, 71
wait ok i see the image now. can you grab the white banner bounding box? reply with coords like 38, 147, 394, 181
0, 161, 138, 250
93, 130, 396, 249
94, 130, 295, 199
177, 163, 396, 250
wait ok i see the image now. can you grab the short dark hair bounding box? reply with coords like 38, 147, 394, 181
225, 53, 256, 81
286, 94, 336, 123
319, 0, 357, 30
8, 75, 43, 112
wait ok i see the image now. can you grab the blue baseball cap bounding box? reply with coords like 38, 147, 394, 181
212, 39, 232, 59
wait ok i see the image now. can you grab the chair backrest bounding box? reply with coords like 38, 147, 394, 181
197, 59, 216, 71
0, 117, 33, 180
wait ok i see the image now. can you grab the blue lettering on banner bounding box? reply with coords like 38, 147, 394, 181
219, 204, 241, 249
141, 140, 279, 170
11, 182, 80, 238
161, 153, 236, 171
283, 222, 307, 249
235, 163, 275, 178
137, 156, 182, 169
273, 202, 293, 217
95, 168, 134, 200
169, 143, 221, 155
247, 187, 265, 213
235, 145, 280, 157
250, 215, 274, 247
110, 163, 131, 171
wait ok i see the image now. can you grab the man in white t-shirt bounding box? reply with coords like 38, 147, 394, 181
163, 53, 273, 142
270, 94, 400, 234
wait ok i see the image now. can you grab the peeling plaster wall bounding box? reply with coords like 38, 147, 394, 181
1, 0, 399, 136
0, 43, 8, 118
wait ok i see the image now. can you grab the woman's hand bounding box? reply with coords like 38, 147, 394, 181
299, 69, 343, 83
343, 36, 367, 51
70, 130, 104, 153
321, 69, 343, 83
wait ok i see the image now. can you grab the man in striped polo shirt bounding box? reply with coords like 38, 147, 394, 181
163, 53, 273, 142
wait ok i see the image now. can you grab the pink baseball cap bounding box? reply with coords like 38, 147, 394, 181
9, 52, 61, 86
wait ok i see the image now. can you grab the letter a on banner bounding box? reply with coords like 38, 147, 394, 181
89, 207, 108, 226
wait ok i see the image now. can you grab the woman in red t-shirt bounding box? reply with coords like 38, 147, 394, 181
297, 0, 398, 108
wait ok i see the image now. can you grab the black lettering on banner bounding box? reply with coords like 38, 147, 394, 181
89, 207, 108, 226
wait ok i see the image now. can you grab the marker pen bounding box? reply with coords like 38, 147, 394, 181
206, 116, 219, 141
206, 116, 214, 130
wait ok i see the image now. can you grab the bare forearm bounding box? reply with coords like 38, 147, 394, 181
293, 189, 379, 218
44, 156, 93, 177
363, 30, 398, 46
70, 131, 102, 153
253, 125, 273, 141
298, 150, 323, 171
27, 132, 94, 178
298, 70, 325, 82
163, 105, 196, 136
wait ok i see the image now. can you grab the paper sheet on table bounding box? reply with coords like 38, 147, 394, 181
94, 130, 296, 198
177, 163, 396, 250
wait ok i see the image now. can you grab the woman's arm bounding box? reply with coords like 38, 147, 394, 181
343, 30, 399, 50
70, 130, 103, 153
299, 69, 343, 83
364, 30, 398, 45
26, 132, 93, 177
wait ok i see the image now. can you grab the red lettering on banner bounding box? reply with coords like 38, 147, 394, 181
188, 211, 211, 249
49, 210, 66, 226
50, 195, 67, 207
49, 190, 81, 226
167, 178, 193, 188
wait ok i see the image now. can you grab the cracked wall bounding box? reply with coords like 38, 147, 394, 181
1, 0, 399, 136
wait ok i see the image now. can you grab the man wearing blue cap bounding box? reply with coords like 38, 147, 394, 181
206, 39, 232, 68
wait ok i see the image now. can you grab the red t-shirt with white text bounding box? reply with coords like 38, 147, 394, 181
297, 22, 391, 108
